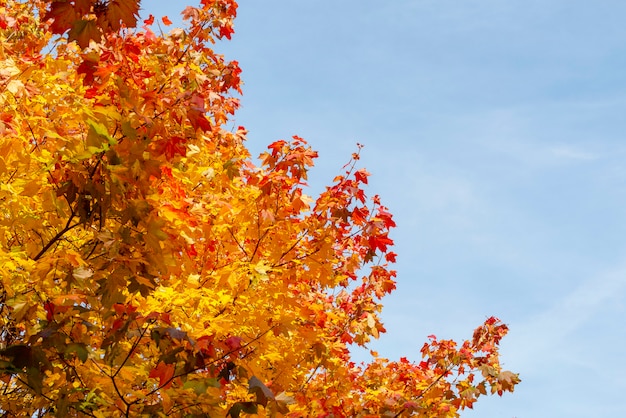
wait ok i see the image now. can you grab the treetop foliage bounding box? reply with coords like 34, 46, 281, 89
0, 0, 519, 416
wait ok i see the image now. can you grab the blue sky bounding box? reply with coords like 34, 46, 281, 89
147, 1, 626, 416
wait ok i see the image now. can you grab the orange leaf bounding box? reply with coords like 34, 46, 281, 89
149, 362, 175, 388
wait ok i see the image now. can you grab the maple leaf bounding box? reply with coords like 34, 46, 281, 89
64, 343, 89, 363
68, 19, 101, 48
160, 136, 188, 159
219, 24, 235, 40
149, 362, 175, 388
104, 0, 140, 31
73, 0, 93, 15
248, 376, 275, 407
354, 168, 370, 184
224, 336, 243, 351
227, 402, 258, 418
497, 370, 521, 394
44, 1, 78, 34
187, 108, 212, 132
369, 234, 394, 253
385, 251, 397, 263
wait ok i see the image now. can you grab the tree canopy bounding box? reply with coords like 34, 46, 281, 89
0, 0, 519, 416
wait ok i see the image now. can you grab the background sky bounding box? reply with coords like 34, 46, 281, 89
147, 1, 626, 416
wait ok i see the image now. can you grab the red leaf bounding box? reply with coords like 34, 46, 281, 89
44, 1, 78, 35
354, 168, 370, 184
221, 61, 242, 92
186, 244, 198, 257
76, 59, 98, 85
43, 301, 55, 322
143, 14, 154, 25
267, 140, 286, 154
225, 336, 243, 351
162, 16, 172, 26
187, 108, 212, 132
377, 207, 396, 228
162, 136, 187, 159
111, 318, 124, 332
351, 206, 369, 225
149, 362, 175, 388
219, 24, 234, 40
368, 234, 394, 253
385, 251, 397, 263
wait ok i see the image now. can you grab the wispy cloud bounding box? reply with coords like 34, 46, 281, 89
505, 262, 626, 373
550, 145, 599, 161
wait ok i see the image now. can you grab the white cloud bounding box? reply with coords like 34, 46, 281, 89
505, 262, 626, 373
550, 145, 599, 161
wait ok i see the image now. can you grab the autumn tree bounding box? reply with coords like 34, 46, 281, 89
0, 0, 519, 416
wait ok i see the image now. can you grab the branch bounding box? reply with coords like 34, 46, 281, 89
228, 228, 248, 258
392, 365, 453, 418
112, 321, 151, 378
136, 325, 278, 402
32, 216, 81, 261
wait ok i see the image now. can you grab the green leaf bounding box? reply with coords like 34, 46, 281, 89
121, 121, 137, 140
65, 343, 89, 363
86, 119, 115, 151
223, 159, 239, 180
0, 359, 20, 374
68, 19, 102, 48
26, 366, 44, 394
183, 378, 220, 395
183, 379, 207, 395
